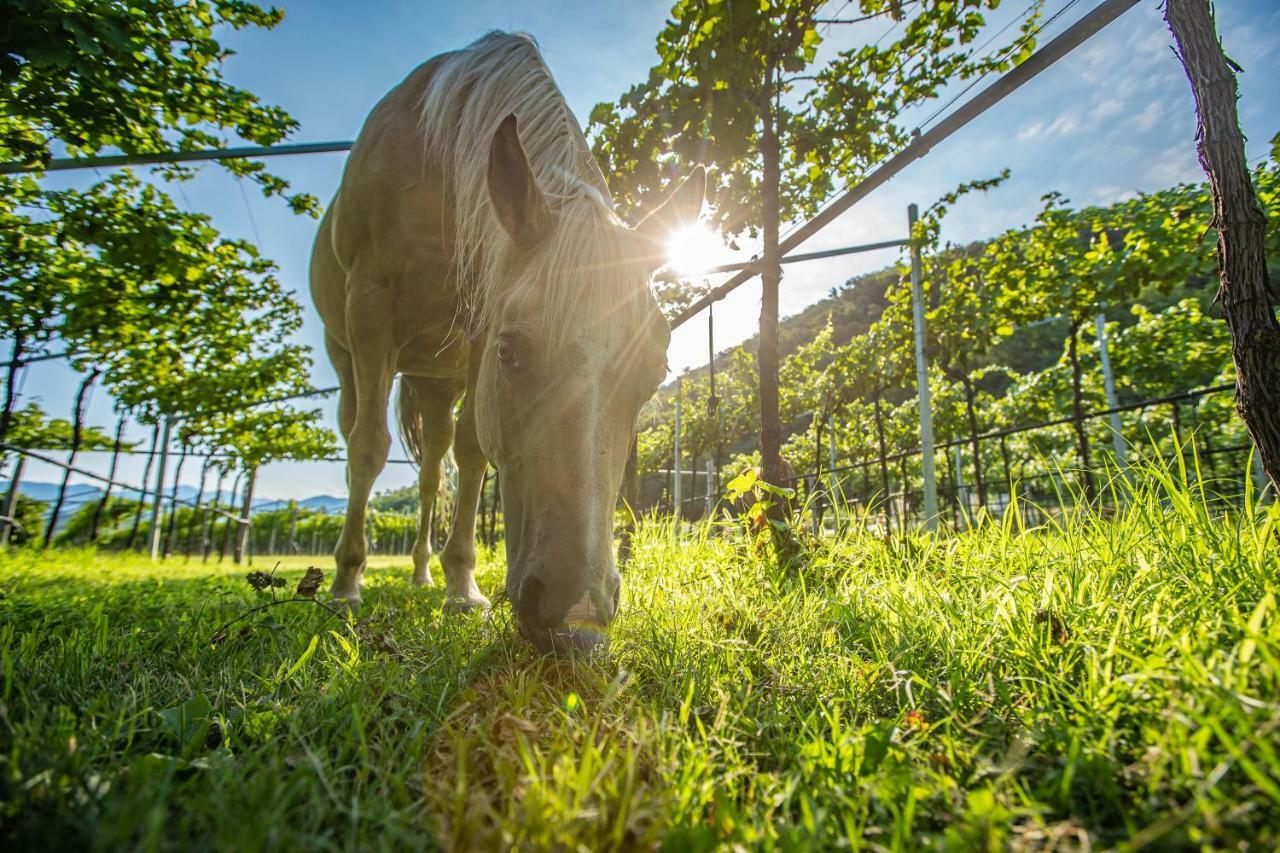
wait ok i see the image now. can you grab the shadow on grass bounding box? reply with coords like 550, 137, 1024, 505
0, 551, 559, 848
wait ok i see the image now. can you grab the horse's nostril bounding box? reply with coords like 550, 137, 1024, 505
515, 575, 610, 655
516, 575, 544, 626
550, 626, 608, 655
606, 573, 621, 619
515, 575, 552, 650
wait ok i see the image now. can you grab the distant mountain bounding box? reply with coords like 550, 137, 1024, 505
1, 481, 348, 523
250, 494, 346, 515
6, 481, 100, 505
298, 495, 347, 514
0, 482, 101, 533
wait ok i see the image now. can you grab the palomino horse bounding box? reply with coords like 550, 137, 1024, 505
310, 32, 703, 652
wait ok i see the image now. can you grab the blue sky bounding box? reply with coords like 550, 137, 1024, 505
12, 0, 1280, 502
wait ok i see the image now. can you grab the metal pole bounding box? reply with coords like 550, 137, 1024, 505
1095, 312, 1128, 474
1, 455, 26, 545
1255, 444, 1271, 505
0, 139, 354, 175
954, 445, 969, 528
908, 205, 939, 529
147, 419, 172, 560
828, 415, 840, 530
670, 238, 909, 278
673, 377, 682, 537
234, 468, 257, 565
705, 459, 715, 519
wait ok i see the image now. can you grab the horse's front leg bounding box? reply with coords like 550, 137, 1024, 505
331, 312, 396, 606
440, 391, 491, 612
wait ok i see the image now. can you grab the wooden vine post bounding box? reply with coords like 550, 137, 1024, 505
1166, 0, 1280, 491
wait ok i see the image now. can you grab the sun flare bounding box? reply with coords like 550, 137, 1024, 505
665, 222, 728, 276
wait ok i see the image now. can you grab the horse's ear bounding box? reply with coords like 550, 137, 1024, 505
633, 165, 707, 247
488, 114, 551, 249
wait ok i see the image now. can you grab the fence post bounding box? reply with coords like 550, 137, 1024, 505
1, 454, 26, 545
673, 376, 682, 537
162, 442, 188, 557
148, 418, 172, 560
1255, 443, 1271, 504
704, 458, 715, 519
828, 417, 839, 531
898, 454, 910, 534
908, 204, 939, 530
1000, 435, 1014, 514
234, 467, 256, 565
953, 445, 969, 528
1095, 311, 1128, 476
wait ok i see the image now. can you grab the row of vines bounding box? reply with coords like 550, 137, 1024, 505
638, 139, 1280, 519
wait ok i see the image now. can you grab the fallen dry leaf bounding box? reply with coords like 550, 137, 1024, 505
295, 567, 325, 599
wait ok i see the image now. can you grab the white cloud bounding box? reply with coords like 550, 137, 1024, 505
1143, 143, 1203, 186
1134, 97, 1170, 132
1017, 112, 1081, 141
1094, 97, 1126, 120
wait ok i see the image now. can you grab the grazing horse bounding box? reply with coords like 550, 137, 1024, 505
310, 32, 704, 652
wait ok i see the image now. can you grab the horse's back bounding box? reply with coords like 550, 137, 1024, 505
312, 52, 462, 364
329, 54, 455, 272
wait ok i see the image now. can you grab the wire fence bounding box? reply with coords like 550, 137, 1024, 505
651, 382, 1269, 530
0, 431, 508, 563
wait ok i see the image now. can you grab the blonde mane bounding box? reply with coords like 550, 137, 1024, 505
420, 31, 650, 347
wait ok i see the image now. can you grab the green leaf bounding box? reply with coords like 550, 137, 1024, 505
157, 693, 213, 753
284, 633, 320, 681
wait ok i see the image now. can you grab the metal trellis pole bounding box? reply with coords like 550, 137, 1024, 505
234, 468, 256, 565
673, 377, 682, 538
954, 445, 969, 528
1, 455, 26, 545
148, 419, 172, 560
705, 459, 715, 519
908, 204, 939, 529
1095, 311, 1128, 475
828, 416, 839, 531
1254, 444, 1271, 504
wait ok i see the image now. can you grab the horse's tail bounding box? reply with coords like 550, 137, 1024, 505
396, 376, 423, 468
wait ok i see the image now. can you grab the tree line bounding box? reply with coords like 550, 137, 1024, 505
1, 2, 336, 551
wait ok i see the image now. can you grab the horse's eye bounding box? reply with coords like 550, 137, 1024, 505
497, 337, 522, 370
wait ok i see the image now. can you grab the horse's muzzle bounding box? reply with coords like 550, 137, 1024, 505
514, 574, 617, 655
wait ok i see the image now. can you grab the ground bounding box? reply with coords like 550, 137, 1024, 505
1, 471, 1278, 850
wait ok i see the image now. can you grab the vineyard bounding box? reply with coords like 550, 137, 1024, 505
2, 0, 1279, 849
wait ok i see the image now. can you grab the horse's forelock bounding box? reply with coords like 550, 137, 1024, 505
419, 31, 631, 347
513, 193, 655, 355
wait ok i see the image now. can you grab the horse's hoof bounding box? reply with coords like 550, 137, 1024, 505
411, 572, 434, 587
328, 589, 362, 612
443, 594, 491, 614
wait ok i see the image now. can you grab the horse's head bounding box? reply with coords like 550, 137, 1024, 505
473, 114, 703, 654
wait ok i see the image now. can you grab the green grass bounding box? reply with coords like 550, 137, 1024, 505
2, 467, 1278, 850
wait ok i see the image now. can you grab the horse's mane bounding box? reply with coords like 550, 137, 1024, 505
420, 31, 649, 348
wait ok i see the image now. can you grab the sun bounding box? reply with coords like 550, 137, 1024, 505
666, 222, 728, 276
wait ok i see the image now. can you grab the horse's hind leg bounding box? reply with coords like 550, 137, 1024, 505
402, 376, 461, 586
440, 389, 491, 612
325, 333, 357, 442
